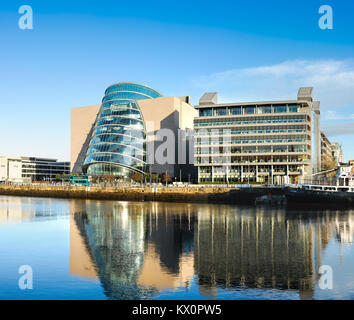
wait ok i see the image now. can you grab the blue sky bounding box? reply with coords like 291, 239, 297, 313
0, 0, 354, 161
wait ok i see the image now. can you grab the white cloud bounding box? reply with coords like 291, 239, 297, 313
324, 110, 354, 120
193, 59, 354, 115
193, 60, 354, 158
321, 122, 354, 136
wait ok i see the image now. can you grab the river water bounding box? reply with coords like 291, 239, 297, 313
1, 195, 354, 300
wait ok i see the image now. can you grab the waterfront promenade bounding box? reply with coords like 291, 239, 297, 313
1, 183, 353, 207
0, 183, 272, 204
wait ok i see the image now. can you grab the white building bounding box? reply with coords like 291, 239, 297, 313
336, 165, 354, 187
0, 156, 23, 183
0, 156, 70, 183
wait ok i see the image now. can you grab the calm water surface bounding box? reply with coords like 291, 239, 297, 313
1, 195, 354, 300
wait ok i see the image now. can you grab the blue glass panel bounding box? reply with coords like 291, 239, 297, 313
259, 106, 272, 114
199, 109, 213, 117
105, 83, 162, 99
289, 105, 299, 113
215, 108, 227, 116
274, 105, 287, 113
83, 83, 161, 177
244, 106, 256, 114
230, 107, 242, 115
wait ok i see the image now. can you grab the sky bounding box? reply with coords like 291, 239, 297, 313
0, 0, 354, 161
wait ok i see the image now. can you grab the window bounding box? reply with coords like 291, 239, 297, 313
273, 105, 287, 113
289, 105, 299, 113
259, 106, 271, 114
199, 108, 213, 117
230, 107, 242, 115
215, 108, 227, 116
244, 106, 256, 114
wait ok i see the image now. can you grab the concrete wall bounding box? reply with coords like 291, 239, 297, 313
138, 96, 197, 131
0, 157, 7, 181
70, 97, 198, 180
139, 97, 198, 179
0, 156, 22, 182
71, 105, 100, 173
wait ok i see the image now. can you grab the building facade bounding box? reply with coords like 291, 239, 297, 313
0, 156, 70, 183
193, 88, 321, 184
83, 83, 161, 178
71, 82, 197, 181
71, 84, 334, 184
331, 142, 344, 165
0, 156, 22, 183
336, 164, 354, 187
320, 131, 335, 171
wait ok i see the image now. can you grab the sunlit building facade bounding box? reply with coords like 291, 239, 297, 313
0, 155, 70, 183
72, 82, 198, 181
321, 131, 334, 171
194, 88, 321, 184
83, 83, 162, 178
331, 142, 344, 165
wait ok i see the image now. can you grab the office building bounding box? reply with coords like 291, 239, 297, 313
320, 131, 336, 171
193, 87, 321, 184
0, 156, 70, 183
0, 156, 22, 183
71, 82, 197, 181
331, 142, 344, 165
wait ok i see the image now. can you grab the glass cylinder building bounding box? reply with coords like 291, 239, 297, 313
83, 83, 162, 179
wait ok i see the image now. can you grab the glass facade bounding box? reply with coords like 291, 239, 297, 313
83, 83, 162, 179
194, 115, 307, 127
21, 158, 70, 182
197, 104, 301, 118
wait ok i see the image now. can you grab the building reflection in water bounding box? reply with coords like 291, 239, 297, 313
2, 195, 354, 300
69, 212, 99, 281
195, 207, 317, 299
70, 200, 153, 299
68, 200, 354, 300
69, 201, 198, 299
0, 196, 68, 224
137, 203, 195, 291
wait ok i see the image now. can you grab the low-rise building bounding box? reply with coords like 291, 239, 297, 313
336, 164, 354, 187
0, 156, 22, 183
0, 156, 70, 183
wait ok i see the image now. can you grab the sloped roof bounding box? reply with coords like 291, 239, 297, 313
199, 92, 218, 105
